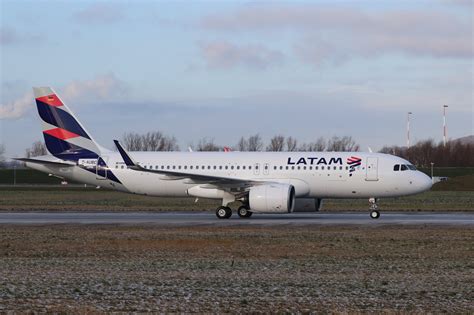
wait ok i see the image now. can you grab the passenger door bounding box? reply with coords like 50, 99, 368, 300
365, 157, 378, 181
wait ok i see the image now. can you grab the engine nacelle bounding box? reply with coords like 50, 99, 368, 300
248, 183, 295, 213
293, 198, 323, 212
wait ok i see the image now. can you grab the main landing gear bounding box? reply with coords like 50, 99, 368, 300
237, 205, 253, 218
369, 197, 380, 219
216, 206, 232, 219
215, 204, 253, 219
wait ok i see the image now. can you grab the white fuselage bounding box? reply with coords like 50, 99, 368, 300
27, 151, 432, 199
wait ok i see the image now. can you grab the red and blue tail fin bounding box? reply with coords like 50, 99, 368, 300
33, 87, 102, 161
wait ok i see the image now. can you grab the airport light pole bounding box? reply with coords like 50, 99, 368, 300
407, 112, 412, 149
443, 105, 448, 146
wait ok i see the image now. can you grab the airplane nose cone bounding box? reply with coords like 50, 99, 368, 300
418, 172, 433, 192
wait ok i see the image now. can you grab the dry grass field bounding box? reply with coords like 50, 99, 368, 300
0, 225, 472, 313
0, 187, 473, 211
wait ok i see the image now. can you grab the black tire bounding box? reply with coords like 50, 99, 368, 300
370, 210, 380, 219
216, 206, 232, 219
237, 206, 253, 218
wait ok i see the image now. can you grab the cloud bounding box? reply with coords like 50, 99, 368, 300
201, 5, 473, 63
0, 27, 19, 45
0, 73, 129, 120
198, 40, 284, 69
73, 3, 125, 24
0, 27, 43, 46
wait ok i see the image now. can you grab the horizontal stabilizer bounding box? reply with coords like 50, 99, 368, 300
14, 158, 76, 167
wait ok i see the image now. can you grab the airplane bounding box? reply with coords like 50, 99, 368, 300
18, 87, 433, 219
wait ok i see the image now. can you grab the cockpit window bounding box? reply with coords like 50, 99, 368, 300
400, 164, 408, 171
393, 164, 400, 171
408, 164, 417, 170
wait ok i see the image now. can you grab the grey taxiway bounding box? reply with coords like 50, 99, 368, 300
0, 211, 472, 226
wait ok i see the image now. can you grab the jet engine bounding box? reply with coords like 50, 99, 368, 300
248, 183, 295, 213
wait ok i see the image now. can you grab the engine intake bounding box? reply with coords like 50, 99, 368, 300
248, 183, 295, 213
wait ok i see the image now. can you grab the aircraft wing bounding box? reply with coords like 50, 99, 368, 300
113, 140, 259, 189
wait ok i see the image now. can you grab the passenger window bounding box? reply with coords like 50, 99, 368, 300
231, 166, 234, 170
303, 166, 306, 170
291, 166, 295, 170
264, 165, 268, 170
401, 164, 408, 171
297, 166, 300, 170
167, 166, 170, 169
280, 166, 283, 170
173, 166, 176, 169
394, 165, 400, 171
225, 166, 228, 170
178, 165, 181, 169
249, 166, 252, 170
339, 166, 342, 170
322, 166, 325, 170
242, 166, 246, 170
309, 166, 312, 170
213, 166, 217, 170
184, 166, 187, 169
273, 166, 277, 170
219, 166, 222, 170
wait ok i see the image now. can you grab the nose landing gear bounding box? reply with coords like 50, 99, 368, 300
369, 197, 380, 219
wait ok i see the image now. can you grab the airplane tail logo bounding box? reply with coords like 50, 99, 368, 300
33, 87, 101, 161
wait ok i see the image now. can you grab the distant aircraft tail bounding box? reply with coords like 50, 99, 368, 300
33, 87, 102, 161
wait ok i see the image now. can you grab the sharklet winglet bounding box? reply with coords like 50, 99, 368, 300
113, 140, 138, 168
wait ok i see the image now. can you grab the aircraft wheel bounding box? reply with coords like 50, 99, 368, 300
237, 206, 253, 218
216, 206, 232, 219
370, 210, 380, 219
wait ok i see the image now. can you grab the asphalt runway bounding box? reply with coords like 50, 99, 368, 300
0, 211, 472, 226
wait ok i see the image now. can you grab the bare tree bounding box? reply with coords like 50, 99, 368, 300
299, 137, 327, 151
122, 132, 143, 151
266, 135, 285, 151
286, 136, 298, 151
195, 137, 221, 151
327, 136, 360, 152
160, 136, 179, 151
247, 134, 263, 151
308, 137, 327, 151
236, 137, 248, 151
122, 131, 179, 151
25, 141, 47, 158
380, 139, 474, 167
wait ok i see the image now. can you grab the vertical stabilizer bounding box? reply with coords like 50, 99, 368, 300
33, 87, 102, 161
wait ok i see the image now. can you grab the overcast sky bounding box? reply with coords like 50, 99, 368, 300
1, 0, 472, 157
